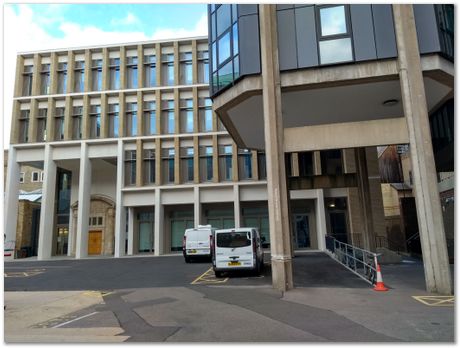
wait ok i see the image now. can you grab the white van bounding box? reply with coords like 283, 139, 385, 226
211, 227, 264, 278
182, 225, 216, 263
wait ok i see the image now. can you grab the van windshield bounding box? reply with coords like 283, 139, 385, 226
216, 232, 251, 248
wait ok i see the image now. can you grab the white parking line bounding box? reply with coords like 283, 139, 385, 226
51, 312, 98, 328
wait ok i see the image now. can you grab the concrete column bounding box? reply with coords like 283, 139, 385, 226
192, 40, 198, 85
4, 147, 20, 252
137, 44, 144, 88
174, 137, 180, 185
66, 50, 74, 94
252, 150, 259, 180
232, 142, 238, 181
10, 101, 20, 144
194, 186, 201, 227
313, 151, 322, 175
82, 95, 90, 139
84, 49, 91, 92
37, 144, 57, 260
193, 87, 199, 133
155, 138, 162, 185
316, 189, 327, 251
154, 188, 164, 256
75, 143, 92, 259
156, 90, 162, 135
114, 140, 126, 257
259, 4, 293, 292
355, 147, 376, 251
291, 153, 299, 177
63, 96, 73, 140
127, 207, 135, 255
137, 91, 143, 136
136, 139, 143, 187
102, 48, 109, 91
31, 54, 41, 96
100, 93, 108, 138
13, 55, 24, 97
49, 52, 58, 95
118, 92, 125, 137
155, 43, 162, 87
212, 135, 219, 183
173, 41, 180, 86
393, 4, 452, 294
120, 46, 127, 90
67, 204, 74, 257
233, 185, 241, 228
28, 99, 38, 143
46, 98, 55, 142
174, 89, 180, 134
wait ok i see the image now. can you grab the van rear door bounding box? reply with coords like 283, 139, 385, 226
215, 230, 254, 269
186, 229, 211, 255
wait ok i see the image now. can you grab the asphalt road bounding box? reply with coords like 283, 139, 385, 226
4, 252, 455, 342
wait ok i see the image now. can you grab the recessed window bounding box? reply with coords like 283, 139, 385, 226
319, 38, 353, 65
31, 171, 39, 182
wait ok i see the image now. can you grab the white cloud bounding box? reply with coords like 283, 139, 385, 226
110, 12, 139, 26
2, 5, 208, 149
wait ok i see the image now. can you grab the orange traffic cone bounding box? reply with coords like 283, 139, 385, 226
373, 263, 389, 291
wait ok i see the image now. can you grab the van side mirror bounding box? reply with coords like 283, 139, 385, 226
261, 236, 266, 243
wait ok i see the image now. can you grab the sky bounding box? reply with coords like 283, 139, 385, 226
2, 2, 208, 149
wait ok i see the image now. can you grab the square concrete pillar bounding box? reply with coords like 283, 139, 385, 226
233, 185, 241, 228
154, 188, 164, 256
114, 140, 126, 257
393, 4, 452, 295
13, 56, 24, 97
194, 186, 201, 228
63, 96, 73, 140
31, 54, 41, 96
127, 207, 135, 255
155, 43, 162, 87
4, 147, 20, 250
83, 49, 92, 92
46, 98, 56, 142
193, 136, 200, 184
212, 135, 219, 183
316, 189, 327, 251
66, 50, 75, 94
192, 40, 198, 85
37, 144, 57, 260
313, 151, 322, 175
232, 143, 238, 182
75, 143, 92, 259
137, 45, 144, 88
100, 94, 108, 138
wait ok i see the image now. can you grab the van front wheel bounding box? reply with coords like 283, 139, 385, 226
215, 271, 223, 278
184, 256, 191, 263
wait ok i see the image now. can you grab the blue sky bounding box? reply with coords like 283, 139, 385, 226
3, 3, 208, 147
9, 3, 207, 39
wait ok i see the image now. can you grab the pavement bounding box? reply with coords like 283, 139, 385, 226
4, 251, 455, 343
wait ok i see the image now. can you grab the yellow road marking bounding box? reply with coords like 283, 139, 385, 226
82, 291, 113, 297
191, 267, 228, 285
412, 296, 454, 306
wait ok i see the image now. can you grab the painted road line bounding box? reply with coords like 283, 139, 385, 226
83, 290, 113, 298
4, 270, 45, 277
412, 296, 454, 307
191, 267, 228, 285
51, 312, 98, 328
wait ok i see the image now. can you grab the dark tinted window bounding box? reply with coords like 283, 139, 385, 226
216, 231, 251, 248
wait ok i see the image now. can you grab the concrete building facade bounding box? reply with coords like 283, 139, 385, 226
5, 36, 389, 263
208, 4, 453, 294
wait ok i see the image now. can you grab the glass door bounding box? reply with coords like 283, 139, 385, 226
171, 219, 194, 251
293, 214, 310, 249
139, 221, 154, 252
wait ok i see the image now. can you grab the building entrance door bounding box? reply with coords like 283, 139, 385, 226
329, 212, 348, 244
88, 230, 102, 255
171, 219, 194, 251
139, 221, 154, 252
293, 214, 310, 248
55, 226, 69, 255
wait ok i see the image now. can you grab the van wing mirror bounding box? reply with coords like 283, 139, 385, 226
261, 236, 266, 243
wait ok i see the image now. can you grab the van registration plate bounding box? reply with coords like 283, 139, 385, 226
188, 250, 196, 254
228, 261, 241, 266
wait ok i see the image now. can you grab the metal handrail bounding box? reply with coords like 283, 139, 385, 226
325, 236, 379, 285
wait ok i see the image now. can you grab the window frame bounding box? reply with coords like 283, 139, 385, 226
315, 4, 355, 66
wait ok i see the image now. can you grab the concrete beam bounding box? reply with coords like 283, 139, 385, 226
284, 117, 409, 153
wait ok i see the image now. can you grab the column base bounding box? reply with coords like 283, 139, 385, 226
271, 257, 294, 292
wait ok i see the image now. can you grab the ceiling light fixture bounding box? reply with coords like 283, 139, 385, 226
382, 99, 399, 107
